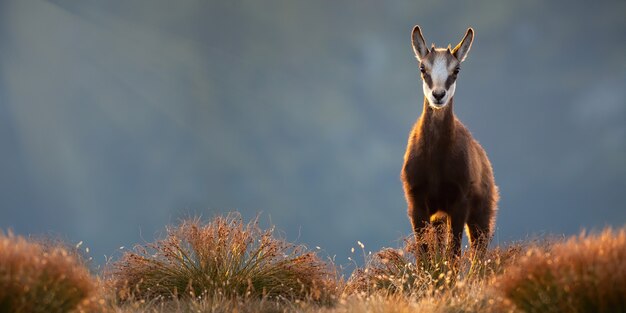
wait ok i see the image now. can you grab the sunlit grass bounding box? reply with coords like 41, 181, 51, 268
0, 232, 102, 313
345, 225, 524, 295
342, 225, 526, 312
107, 213, 338, 306
2, 214, 625, 313
498, 227, 626, 313
106, 292, 303, 313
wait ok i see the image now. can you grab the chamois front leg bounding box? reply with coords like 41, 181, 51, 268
448, 200, 469, 258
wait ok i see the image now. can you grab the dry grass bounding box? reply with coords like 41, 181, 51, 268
107, 292, 302, 313
0, 232, 102, 313
342, 225, 527, 312
498, 227, 626, 313
2, 213, 625, 313
315, 293, 420, 313
344, 225, 524, 298
104, 221, 626, 312
108, 213, 337, 305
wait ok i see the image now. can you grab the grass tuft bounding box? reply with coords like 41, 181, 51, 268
498, 227, 626, 313
109, 292, 301, 313
4, 212, 625, 312
343, 225, 527, 312
345, 225, 523, 296
0, 231, 100, 313
109, 213, 337, 304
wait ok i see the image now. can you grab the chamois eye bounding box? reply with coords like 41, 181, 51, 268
420, 65, 426, 73
453, 67, 460, 75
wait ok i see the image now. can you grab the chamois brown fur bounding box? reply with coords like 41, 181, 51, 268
401, 26, 498, 257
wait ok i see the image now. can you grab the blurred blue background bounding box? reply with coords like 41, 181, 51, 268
0, 0, 625, 266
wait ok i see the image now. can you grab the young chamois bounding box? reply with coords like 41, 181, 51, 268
401, 26, 498, 257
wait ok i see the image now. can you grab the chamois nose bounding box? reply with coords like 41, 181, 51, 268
432, 90, 446, 101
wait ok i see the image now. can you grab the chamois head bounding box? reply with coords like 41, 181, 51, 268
411, 25, 474, 109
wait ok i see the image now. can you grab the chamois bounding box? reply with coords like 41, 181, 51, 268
401, 25, 498, 257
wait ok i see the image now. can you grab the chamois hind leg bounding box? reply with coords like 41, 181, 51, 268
407, 195, 431, 255
466, 203, 494, 260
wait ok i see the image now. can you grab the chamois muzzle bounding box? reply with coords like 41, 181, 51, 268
432, 90, 446, 102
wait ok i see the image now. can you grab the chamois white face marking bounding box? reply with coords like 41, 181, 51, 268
411, 26, 474, 109
421, 50, 459, 108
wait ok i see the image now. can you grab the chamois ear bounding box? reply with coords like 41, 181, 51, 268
452, 28, 474, 62
411, 25, 429, 61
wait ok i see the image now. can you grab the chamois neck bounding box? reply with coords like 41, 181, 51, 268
419, 97, 455, 135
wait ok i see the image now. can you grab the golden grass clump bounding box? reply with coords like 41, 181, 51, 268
315, 293, 420, 313
109, 292, 301, 313
0, 232, 100, 313
345, 225, 522, 296
343, 225, 527, 312
109, 213, 337, 304
344, 225, 448, 297
498, 227, 626, 313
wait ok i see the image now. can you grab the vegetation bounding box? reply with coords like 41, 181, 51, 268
345, 225, 455, 297
343, 225, 525, 313
107, 213, 337, 304
1, 214, 625, 312
498, 228, 626, 313
0, 232, 101, 313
